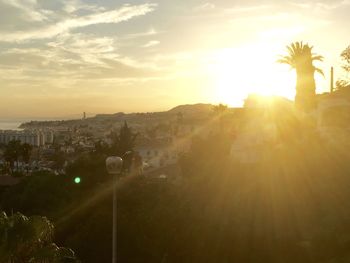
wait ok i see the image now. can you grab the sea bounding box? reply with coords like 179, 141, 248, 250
0, 121, 24, 130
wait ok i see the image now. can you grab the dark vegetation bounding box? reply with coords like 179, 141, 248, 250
2, 122, 350, 262
0, 211, 79, 262
336, 45, 350, 89
2, 140, 32, 175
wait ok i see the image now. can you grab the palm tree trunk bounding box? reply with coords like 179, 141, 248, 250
295, 66, 316, 112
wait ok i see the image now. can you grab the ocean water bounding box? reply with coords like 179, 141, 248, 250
0, 121, 23, 130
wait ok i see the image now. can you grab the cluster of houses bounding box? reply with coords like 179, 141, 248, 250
0, 125, 97, 177
2, 87, 350, 184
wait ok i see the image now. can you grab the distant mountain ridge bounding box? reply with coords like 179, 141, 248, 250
92, 103, 215, 119
19, 103, 216, 128
168, 103, 214, 115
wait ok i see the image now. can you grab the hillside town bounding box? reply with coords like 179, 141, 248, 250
1, 80, 350, 185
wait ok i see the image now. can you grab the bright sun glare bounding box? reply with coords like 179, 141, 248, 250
207, 43, 297, 106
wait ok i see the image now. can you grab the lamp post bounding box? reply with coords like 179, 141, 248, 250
106, 156, 123, 263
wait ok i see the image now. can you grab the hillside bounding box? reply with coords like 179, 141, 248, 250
168, 103, 214, 115
19, 103, 216, 129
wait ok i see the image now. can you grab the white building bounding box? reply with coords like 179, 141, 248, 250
0, 129, 54, 146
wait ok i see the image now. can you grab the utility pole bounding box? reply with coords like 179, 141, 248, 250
106, 156, 123, 263
330, 66, 334, 93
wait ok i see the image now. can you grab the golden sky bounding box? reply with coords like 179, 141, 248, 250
0, 0, 349, 118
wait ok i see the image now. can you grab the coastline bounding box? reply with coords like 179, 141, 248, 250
0, 121, 24, 130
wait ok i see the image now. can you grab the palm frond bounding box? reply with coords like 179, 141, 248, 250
287, 45, 295, 56
314, 67, 325, 77
312, 55, 323, 61
295, 42, 300, 51
277, 58, 292, 66
277, 56, 294, 67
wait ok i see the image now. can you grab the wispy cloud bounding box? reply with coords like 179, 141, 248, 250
290, 0, 350, 10
223, 4, 271, 14
0, 30, 164, 84
194, 3, 215, 11
142, 40, 160, 48
1, 0, 51, 21
48, 33, 116, 62
123, 28, 160, 39
0, 3, 157, 42
62, 0, 105, 14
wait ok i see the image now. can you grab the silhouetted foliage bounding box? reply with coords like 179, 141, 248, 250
212, 103, 228, 114
1, 171, 74, 216
65, 153, 109, 189
278, 41, 324, 112
50, 150, 66, 170
213, 103, 229, 131
3, 140, 33, 175
341, 45, 350, 72
3, 140, 22, 172
337, 45, 350, 89
0, 211, 79, 262
108, 121, 138, 156
336, 79, 350, 90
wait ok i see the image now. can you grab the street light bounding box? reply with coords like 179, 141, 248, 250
106, 156, 123, 263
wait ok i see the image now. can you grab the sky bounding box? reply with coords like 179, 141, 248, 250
0, 0, 349, 119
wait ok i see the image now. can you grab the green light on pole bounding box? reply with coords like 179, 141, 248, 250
74, 177, 81, 184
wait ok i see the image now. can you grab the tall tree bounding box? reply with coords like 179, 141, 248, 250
21, 143, 32, 174
341, 45, 350, 72
3, 140, 22, 173
336, 45, 350, 89
109, 121, 138, 156
278, 41, 324, 112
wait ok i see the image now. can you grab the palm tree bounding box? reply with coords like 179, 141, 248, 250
278, 41, 324, 112
0, 211, 79, 262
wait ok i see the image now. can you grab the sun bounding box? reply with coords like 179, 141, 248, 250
206, 43, 296, 106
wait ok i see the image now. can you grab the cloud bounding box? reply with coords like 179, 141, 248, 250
0, 29, 164, 85
223, 4, 271, 14
142, 40, 160, 48
194, 3, 215, 11
62, 0, 105, 14
45, 32, 160, 70
0, 3, 157, 42
289, 0, 350, 10
47, 33, 116, 65
1, 0, 50, 21
123, 28, 160, 39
